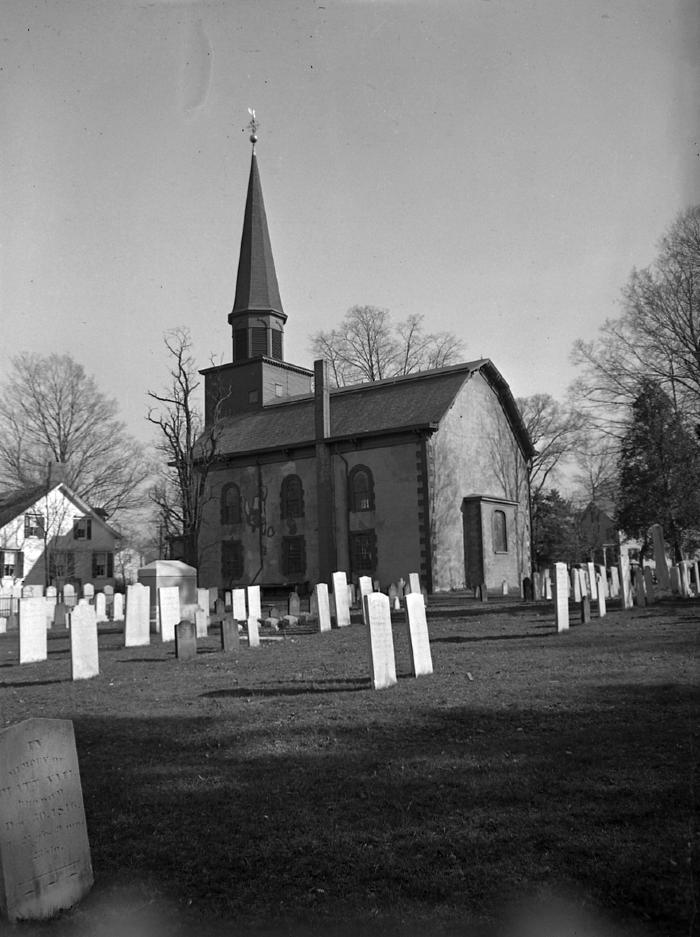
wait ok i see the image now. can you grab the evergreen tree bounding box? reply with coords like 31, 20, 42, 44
616, 380, 700, 559
532, 488, 580, 568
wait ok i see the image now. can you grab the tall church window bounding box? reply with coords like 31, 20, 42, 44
221, 483, 242, 525
281, 536, 306, 576
221, 540, 244, 582
492, 510, 508, 553
350, 530, 377, 574
281, 475, 304, 519
349, 465, 375, 512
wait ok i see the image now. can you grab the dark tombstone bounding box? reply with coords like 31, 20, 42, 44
523, 577, 533, 601
175, 620, 197, 660
214, 598, 226, 620
221, 616, 240, 653
580, 595, 591, 623
0, 718, 93, 922
478, 583, 488, 603
288, 592, 301, 616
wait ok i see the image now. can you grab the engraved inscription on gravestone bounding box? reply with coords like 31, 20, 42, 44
364, 592, 397, 690
0, 718, 93, 922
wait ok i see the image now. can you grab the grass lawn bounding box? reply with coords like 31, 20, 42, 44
0, 601, 697, 937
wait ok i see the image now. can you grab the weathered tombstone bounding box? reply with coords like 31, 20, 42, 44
610, 566, 620, 598
195, 609, 208, 638
618, 555, 634, 609
532, 572, 542, 601
651, 524, 670, 590
197, 588, 210, 613
63, 584, 76, 608
112, 592, 124, 622
554, 562, 569, 633
124, 583, 150, 647
596, 573, 607, 617
232, 588, 246, 622
0, 718, 93, 922
597, 565, 609, 598
580, 595, 591, 623
288, 592, 301, 617
224, 591, 232, 610
208, 587, 218, 611
571, 569, 581, 602
94, 593, 107, 623
175, 620, 197, 660
680, 561, 691, 598
372, 579, 380, 592
405, 593, 433, 677
670, 565, 681, 595
478, 582, 488, 602
407, 572, 421, 596
364, 593, 397, 690
586, 562, 598, 600
314, 582, 332, 633
45, 586, 57, 629
246, 585, 261, 647
544, 574, 552, 601
19, 598, 48, 664
69, 605, 99, 680
522, 577, 533, 601
332, 571, 351, 627
388, 583, 398, 604
53, 602, 68, 629
82, 583, 94, 600
501, 579, 508, 596
348, 583, 357, 608
643, 566, 656, 603
633, 568, 647, 607
158, 586, 181, 642
221, 615, 240, 652
358, 576, 373, 625
214, 597, 226, 620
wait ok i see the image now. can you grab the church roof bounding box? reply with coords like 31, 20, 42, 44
210, 359, 534, 460
230, 153, 285, 321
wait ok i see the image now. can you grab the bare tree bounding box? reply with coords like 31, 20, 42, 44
0, 352, 149, 517
516, 394, 585, 500
310, 306, 465, 386
571, 205, 700, 433
147, 328, 228, 568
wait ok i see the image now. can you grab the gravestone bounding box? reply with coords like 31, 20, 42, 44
597, 565, 609, 598
0, 718, 93, 922
532, 572, 542, 601
197, 588, 209, 613
586, 562, 598, 600
62, 584, 76, 608
53, 603, 68, 629
348, 583, 357, 608
372, 579, 380, 592
670, 565, 681, 595
69, 605, 99, 680
82, 583, 94, 600
501, 579, 508, 596
408, 572, 421, 596
580, 595, 591, 623
554, 562, 569, 633
596, 573, 607, 617
405, 593, 433, 677
331, 572, 351, 627
544, 575, 552, 601
103, 585, 114, 612
0, 618, 6, 634
651, 524, 670, 589
224, 591, 232, 610
633, 569, 647, 607
478, 582, 488, 602
94, 593, 107, 623
288, 592, 301, 617
158, 586, 181, 642
221, 616, 240, 652
214, 598, 226, 620
643, 567, 656, 603
571, 569, 581, 602
618, 555, 634, 609
314, 582, 332, 633
694, 561, 700, 596
45, 587, 57, 628
358, 576, 373, 625
247, 615, 260, 649
112, 593, 124, 622
610, 566, 620, 598
246, 585, 261, 620
388, 583, 398, 604
124, 583, 150, 647
175, 620, 197, 660
232, 588, 247, 622
680, 561, 691, 598
364, 593, 397, 690
19, 598, 48, 664
208, 587, 218, 611
195, 609, 208, 639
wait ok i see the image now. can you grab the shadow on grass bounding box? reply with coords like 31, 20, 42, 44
432, 631, 553, 644
202, 677, 369, 698
0, 677, 67, 688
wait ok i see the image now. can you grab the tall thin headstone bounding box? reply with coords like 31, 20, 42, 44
45, 586, 57, 629
643, 566, 656, 603
358, 576, 373, 625
618, 555, 634, 609
680, 561, 691, 598
596, 573, 607, 617
175, 620, 197, 660
364, 593, 397, 690
407, 572, 421, 596
610, 566, 620, 598
314, 582, 331, 633
571, 569, 581, 602
0, 718, 93, 922
597, 565, 609, 598
69, 605, 99, 680
197, 588, 210, 613
332, 571, 351, 627
554, 562, 569, 633
94, 593, 107, 623
232, 588, 247, 622
651, 524, 670, 590
586, 562, 598, 600
158, 586, 181, 642
19, 598, 48, 664
247, 585, 261, 648
221, 615, 240, 652
124, 583, 149, 647
195, 609, 208, 638
405, 593, 433, 677
112, 592, 124, 622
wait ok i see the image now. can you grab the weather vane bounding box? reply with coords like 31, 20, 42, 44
247, 107, 259, 151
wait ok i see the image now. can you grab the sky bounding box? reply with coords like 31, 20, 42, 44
3, 0, 699, 447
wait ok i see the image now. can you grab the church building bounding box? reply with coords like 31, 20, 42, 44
197, 136, 534, 595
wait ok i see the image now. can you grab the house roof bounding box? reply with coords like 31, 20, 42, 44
209, 359, 535, 460
0, 483, 119, 537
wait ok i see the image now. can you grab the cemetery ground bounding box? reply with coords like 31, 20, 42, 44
0, 603, 697, 937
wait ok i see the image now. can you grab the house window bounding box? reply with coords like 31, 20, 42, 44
221, 483, 242, 525
49, 551, 75, 580
350, 530, 377, 574
73, 518, 92, 541
221, 540, 245, 582
281, 536, 306, 576
493, 510, 508, 553
92, 552, 114, 578
281, 475, 304, 519
349, 465, 375, 512
24, 513, 45, 538
1, 550, 23, 578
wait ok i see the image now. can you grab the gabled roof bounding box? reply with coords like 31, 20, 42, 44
230, 152, 285, 320
209, 359, 534, 460
0, 483, 119, 537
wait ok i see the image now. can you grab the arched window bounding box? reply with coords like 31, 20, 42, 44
221, 483, 242, 525
492, 510, 508, 553
281, 474, 304, 519
349, 465, 375, 512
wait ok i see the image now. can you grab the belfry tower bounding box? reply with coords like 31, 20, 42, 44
202, 115, 313, 423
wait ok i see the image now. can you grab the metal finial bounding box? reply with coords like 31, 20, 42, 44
247, 107, 259, 150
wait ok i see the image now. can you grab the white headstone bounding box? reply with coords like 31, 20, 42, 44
571, 569, 581, 602
195, 609, 208, 639
63, 584, 76, 607
19, 598, 48, 664
610, 566, 620, 598
405, 593, 433, 677
596, 573, 607, 617
679, 561, 691, 598
158, 586, 181, 642
618, 555, 634, 609
247, 615, 260, 648
585, 562, 598, 599
407, 572, 421, 596
544, 574, 552, 601
364, 593, 397, 690
82, 583, 94, 599
232, 588, 247, 621
69, 605, 99, 680
112, 592, 124, 622
246, 585, 261, 647
332, 571, 351, 627
197, 588, 210, 612
651, 524, 670, 589
597, 565, 609, 598
94, 593, 107, 623
124, 583, 149, 647
314, 582, 331, 633
554, 562, 569, 633
358, 576, 373, 625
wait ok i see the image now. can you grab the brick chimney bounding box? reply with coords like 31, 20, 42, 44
46, 461, 67, 488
